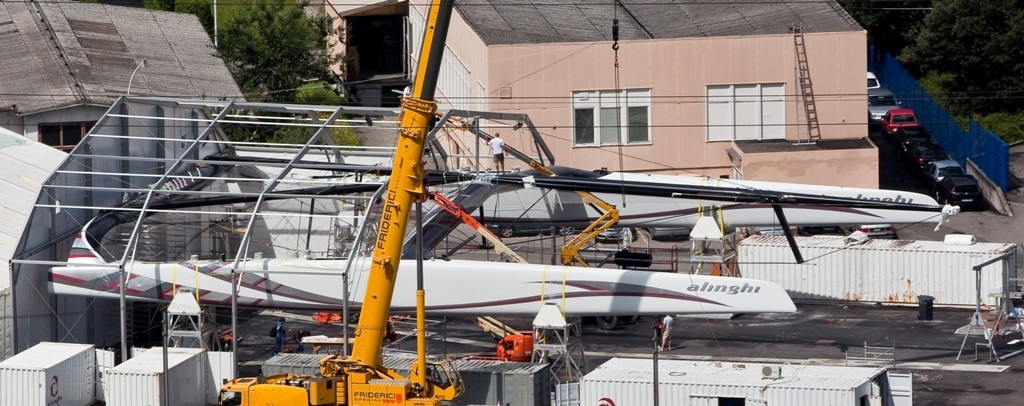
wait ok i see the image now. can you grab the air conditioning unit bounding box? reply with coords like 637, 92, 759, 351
761, 366, 782, 380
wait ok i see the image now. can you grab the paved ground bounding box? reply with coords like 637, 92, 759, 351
227, 128, 1024, 405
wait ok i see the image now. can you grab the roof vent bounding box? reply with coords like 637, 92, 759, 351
944, 234, 976, 245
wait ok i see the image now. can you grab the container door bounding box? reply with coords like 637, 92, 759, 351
887, 371, 913, 406
95, 349, 115, 402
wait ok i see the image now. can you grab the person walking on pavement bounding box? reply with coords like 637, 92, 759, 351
488, 133, 506, 173
660, 314, 674, 351
651, 316, 664, 350
272, 317, 285, 355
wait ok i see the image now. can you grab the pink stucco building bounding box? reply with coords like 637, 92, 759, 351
328, 0, 878, 187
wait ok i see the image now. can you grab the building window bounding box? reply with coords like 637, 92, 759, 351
706, 84, 785, 141
572, 89, 651, 146
39, 122, 95, 152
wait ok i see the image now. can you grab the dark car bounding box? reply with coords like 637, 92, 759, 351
648, 227, 692, 241
797, 225, 846, 236
891, 126, 931, 148
935, 175, 985, 210
895, 134, 934, 160
904, 143, 949, 175
487, 224, 575, 238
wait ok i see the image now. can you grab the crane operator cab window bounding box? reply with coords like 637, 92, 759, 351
427, 363, 454, 389
220, 390, 242, 406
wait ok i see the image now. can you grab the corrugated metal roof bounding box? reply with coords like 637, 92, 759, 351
0, 342, 92, 368
384, 352, 548, 374
265, 352, 549, 375
110, 347, 204, 373
584, 358, 883, 390
0, 128, 66, 290
454, 0, 862, 45
742, 235, 1016, 255
0, 3, 243, 115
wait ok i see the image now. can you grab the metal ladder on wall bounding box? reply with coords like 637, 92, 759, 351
793, 25, 821, 143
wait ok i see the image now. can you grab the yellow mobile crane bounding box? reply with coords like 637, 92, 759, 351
219, 1, 463, 405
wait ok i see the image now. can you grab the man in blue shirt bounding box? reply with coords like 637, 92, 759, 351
272, 318, 285, 355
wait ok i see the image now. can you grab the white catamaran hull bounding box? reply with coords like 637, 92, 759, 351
483, 172, 944, 228
51, 257, 796, 315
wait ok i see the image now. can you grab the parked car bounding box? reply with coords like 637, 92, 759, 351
867, 88, 900, 124
891, 126, 930, 146
596, 227, 638, 243
924, 160, 965, 192
896, 136, 935, 161
880, 108, 919, 134
752, 227, 788, 236
935, 175, 985, 210
858, 224, 897, 239
797, 225, 846, 236
487, 224, 575, 238
867, 72, 881, 89
648, 227, 692, 241
904, 143, 949, 175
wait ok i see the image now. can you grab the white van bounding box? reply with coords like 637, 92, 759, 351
867, 72, 881, 89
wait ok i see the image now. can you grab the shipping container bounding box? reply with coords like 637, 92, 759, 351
0, 342, 96, 406
739, 235, 1017, 305
263, 352, 551, 405
104, 347, 207, 406
580, 358, 890, 405
262, 353, 326, 377
207, 351, 235, 405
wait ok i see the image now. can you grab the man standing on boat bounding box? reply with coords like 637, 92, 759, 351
489, 133, 506, 173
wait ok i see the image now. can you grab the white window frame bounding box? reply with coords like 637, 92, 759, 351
706, 83, 786, 142
572, 89, 651, 146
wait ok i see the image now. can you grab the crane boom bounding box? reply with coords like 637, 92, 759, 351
219, 1, 463, 405
427, 191, 527, 264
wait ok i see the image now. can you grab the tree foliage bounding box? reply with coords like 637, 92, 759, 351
838, 0, 930, 56
216, 0, 336, 102
269, 82, 361, 146
901, 0, 1024, 115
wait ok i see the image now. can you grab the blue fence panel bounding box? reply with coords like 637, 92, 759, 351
872, 52, 1009, 190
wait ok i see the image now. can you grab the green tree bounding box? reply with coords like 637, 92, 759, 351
216, 0, 335, 102
838, 0, 930, 56
901, 0, 1024, 115
269, 82, 361, 145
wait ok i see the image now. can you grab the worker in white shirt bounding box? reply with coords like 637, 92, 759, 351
660, 314, 674, 351
488, 133, 506, 173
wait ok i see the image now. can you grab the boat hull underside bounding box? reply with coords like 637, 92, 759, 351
51, 258, 796, 315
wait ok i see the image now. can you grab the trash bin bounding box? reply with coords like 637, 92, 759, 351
918, 295, 934, 321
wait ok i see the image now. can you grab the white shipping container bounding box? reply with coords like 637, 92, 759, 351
739, 236, 1016, 305
0, 342, 95, 406
104, 347, 207, 406
580, 358, 885, 406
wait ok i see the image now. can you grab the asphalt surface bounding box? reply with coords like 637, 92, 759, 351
227, 128, 1024, 405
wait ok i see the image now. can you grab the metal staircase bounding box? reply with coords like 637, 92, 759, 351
793, 25, 821, 143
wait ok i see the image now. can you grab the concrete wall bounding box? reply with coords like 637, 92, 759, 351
740, 144, 879, 188
967, 159, 1012, 216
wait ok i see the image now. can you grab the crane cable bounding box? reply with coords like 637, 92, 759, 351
612, 5, 627, 208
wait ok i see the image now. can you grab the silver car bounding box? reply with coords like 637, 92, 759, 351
868, 88, 899, 124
